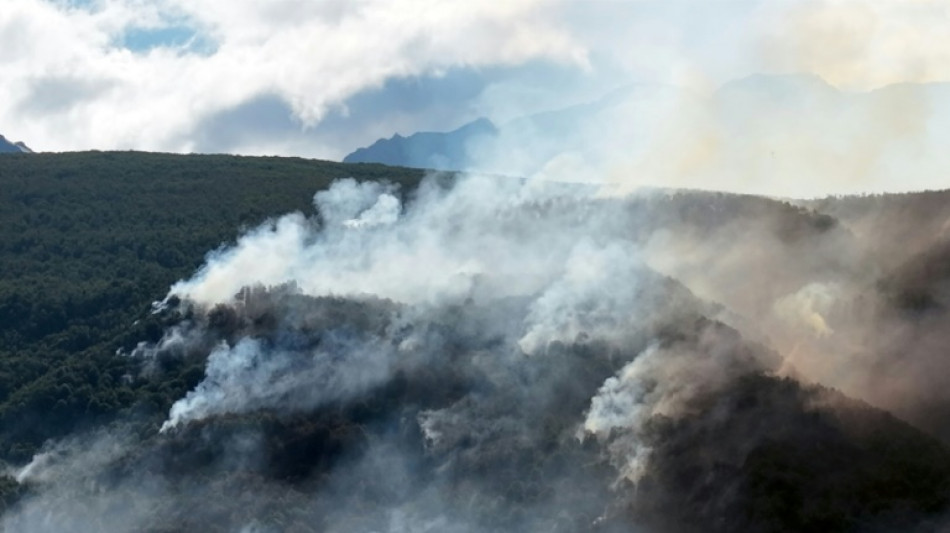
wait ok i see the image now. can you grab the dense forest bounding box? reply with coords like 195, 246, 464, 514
3, 152, 950, 531
0, 152, 424, 465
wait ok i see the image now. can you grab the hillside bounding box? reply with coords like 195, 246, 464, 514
0, 152, 424, 464
3, 153, 950, 531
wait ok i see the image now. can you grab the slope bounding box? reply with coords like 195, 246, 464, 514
0, 151, 425, 463
4, 153, 950, 531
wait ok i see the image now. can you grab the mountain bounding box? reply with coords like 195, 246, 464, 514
0, 134, 32, 153
343, 75, 950, 197
343, 117, 497, 170
340, 85, 662, 173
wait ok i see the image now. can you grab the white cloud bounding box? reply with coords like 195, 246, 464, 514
3, 0, 950, 182
0, 0, 587, 155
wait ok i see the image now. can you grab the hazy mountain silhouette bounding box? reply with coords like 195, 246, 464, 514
343, 117, 497, 170
0, 134, 31, 153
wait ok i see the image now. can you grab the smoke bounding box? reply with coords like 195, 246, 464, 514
159, 175, 648, 434
6, 172, 950, 531
161, 332, 394, 431
7, 3, 950, 528
583, 324, 780, 485
460, 76, 950, 198
5, 430, 161, 533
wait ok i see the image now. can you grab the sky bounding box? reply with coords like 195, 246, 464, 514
2, 0, 950, 194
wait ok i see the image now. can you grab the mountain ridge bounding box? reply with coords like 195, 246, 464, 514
342, 75, 950, 198
0, 134, 32, 153
343, 117, 497, 169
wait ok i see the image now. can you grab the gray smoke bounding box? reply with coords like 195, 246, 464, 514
7, 172, 950, 532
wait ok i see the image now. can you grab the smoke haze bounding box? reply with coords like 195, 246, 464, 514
6, 169, 950, 531
6, 1, 950, 529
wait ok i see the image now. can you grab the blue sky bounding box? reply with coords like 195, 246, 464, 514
59, 0, 215, 53
121, 25, 214, 54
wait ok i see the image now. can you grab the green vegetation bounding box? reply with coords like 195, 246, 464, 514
3, 152, 950, 531
0, 151, 424, 463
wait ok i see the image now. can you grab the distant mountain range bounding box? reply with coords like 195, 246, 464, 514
0, 134, 32, 153
342, 75, 950, 196
343, 117, 497, 170
342, 84, 640, 173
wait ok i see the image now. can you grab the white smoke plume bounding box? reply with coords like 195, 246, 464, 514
160, 175, 639, 427
156, 169, 950, 487
161, 333, 395, 431
9, 171, 950, 531
584, 325, 779, 485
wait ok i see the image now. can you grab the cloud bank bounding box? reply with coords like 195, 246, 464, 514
5, 0, 950, 192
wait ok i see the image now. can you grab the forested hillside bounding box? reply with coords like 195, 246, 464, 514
4, 153, 950, 531
0, 152, 424, 465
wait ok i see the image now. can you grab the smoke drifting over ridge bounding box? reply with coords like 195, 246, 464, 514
160, 176, 696, 430
7, 2, 950, 529
387, 75, 950, 198
8, 168, 950, 532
